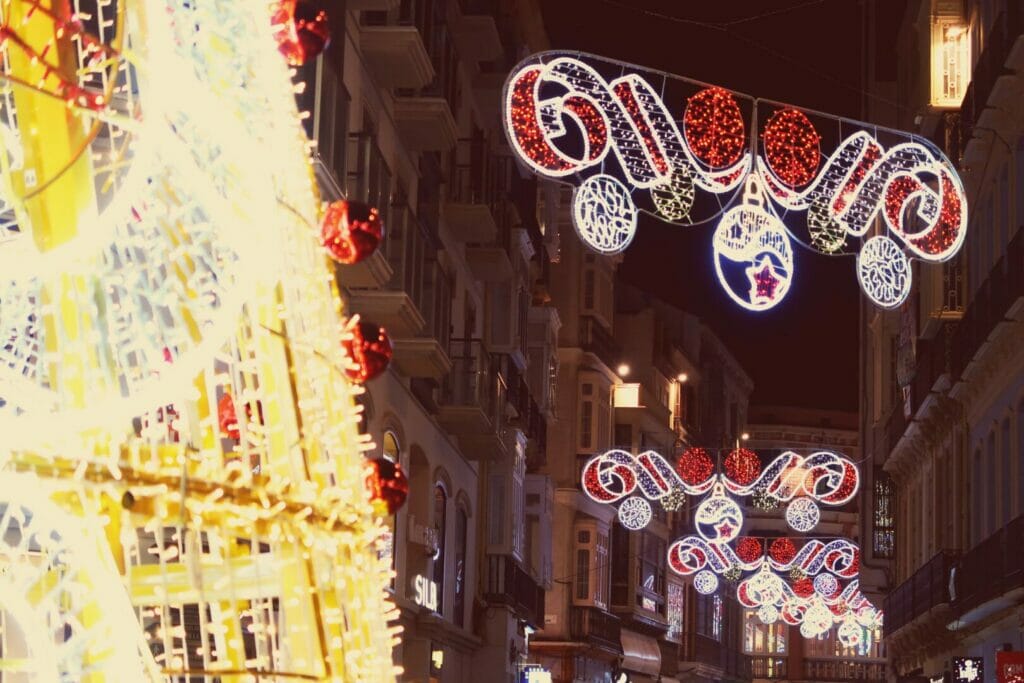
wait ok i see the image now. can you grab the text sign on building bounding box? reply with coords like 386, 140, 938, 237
997, 651, 1024, 683
412, 574, 438, 611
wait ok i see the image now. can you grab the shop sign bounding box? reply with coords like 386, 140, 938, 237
953, 657, 984, 683
520, 665, 552, 683
412, 574, 438, 611
997, 651, 1024, 683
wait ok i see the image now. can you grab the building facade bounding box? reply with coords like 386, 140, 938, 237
299, 1, 560, 680
861, 1, 1024, 681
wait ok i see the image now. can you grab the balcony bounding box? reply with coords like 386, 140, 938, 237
483, 554, 544, 627
750, 656, 787, 679
952, 226, 1024, 382
346, 290, 426, 338
952, 513, 1024, 625
579, 316, 621, 370
568, 606, 623, 655
451, 0, 503, 63
357, 12, 434, 90
393, 97, 458, 151
959, 2, 1024, 165
443, 136, 504, 243
883, 550, 959, 637
391, 338, 451, 380
907, 320, 955, 418
687, 635, 751, 680
802, 658, 886, 682
437, 338, 508, 459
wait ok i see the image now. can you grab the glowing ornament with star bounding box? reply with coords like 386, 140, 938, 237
694, 483, 744, 543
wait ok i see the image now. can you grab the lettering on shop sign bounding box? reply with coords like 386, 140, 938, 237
413, 574, 438, 611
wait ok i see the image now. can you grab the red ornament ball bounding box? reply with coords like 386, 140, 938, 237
342, 320, 393, 383
768, 537, 798, 565
792, 577, 815, 598
735, 537, 763, 564
677, 447, 714, 486
272, 0, 330, 66
724, 447, 761, 486
683, 86, 746, 168
321, 199, 384, 265
365, 457, 409, 515
218, 393, 239, 441
762, 108, 821, 188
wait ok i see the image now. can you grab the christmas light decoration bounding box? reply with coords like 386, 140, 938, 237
712, 175, 793, 311
0, 0, 400, 679
790, 567, 807, 581
786, 497, 821, 532
728, 450, 860, 507
762, 108, 820, 188
342, 319, 394, 382
502, 52, 968, 313
271, 0, 331, 66
695, 483, 744, 543
618, 496, 654, 530
677, 447, 715, 485
366, 457, 410, 516
321, 199, 384, 265
723, 564, 742, 581
736, 537, 764, 564
660, 487, 687, 512
724, 447, 761, 486
683, 87, 746, 169
857, 234, 912, 309
751, 487, 779, 511
769, 538, 798, 565
572, 174, 638, 254
694, 570, 719, 595
758, 604, 780, 624
813, 572, 839, 597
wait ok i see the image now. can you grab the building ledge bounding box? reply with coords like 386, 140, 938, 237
346, 289, 425, 338
391, 337, 452, 380
358, 26, 434, 90
393, 96, 458, 151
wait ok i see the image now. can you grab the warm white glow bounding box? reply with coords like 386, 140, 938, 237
613, 382, 641, 407
677, 372, 689, 383
931, 20, 971, 107
617, 363, 632, 377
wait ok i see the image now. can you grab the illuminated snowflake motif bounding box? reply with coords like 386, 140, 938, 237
757, 605, 780, 624
857, 235, 911, 309
785, 496, 820, 532
813, 572, 839, 597
694, 570, 719, 595
808, 199, 847, 253
660, 487, 686, 512
618, 496, 653, 530
572, 174, 638, 254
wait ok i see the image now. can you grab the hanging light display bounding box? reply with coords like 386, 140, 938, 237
502, 51, 967, 312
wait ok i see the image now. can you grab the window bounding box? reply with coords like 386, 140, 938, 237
987, 431, 997, 537
667, 581, 685, 641
743, 609, 786, 654
873, 470, 895, 558
930, 18, 970, 107
804, 625, 884, 659
1018, 401, 1024, 518
453, 508, 467, 628
432, 484, 447, 614
573, 524, 609, 609
380, 431, 401, 579
696, 593, 723, 641
579, 383, 594, 451
1002, 418, 1012, 526
636, 533, 665, 615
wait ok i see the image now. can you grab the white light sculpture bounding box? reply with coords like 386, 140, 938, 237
857, 234, 913, 309
786, 497, 821, 532
694, 570, 719, 595
618, 496, 653, 530
573, 174, 638, 254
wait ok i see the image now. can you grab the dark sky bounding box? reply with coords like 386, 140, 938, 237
538, 0, 905, 412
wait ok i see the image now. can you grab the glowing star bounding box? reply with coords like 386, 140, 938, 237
857, 235, 912, 309
748, 258, 782, 303
694, 570, 719, 595
786, 497, 821, 532
618, 496, 653, 530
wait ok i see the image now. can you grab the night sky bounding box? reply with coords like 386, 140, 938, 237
538, 0, 907, 412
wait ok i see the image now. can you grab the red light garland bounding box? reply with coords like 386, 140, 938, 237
768, 537, 798, 565
762, 108, 821, 188
321, 199, 384, 265
272, 0, 331, 66
683, 87, 746, 169
365, 457, 410, 516
792, 577, 815, 598
614, 81, 669, 175
677, 447, 714, 485
342, 320, 393, 383
735, 537, 763, 564
218, 393, 240, 441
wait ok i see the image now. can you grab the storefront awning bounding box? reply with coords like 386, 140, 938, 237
620, 629, 661, 676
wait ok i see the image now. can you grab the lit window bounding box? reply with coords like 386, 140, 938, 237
873, 469, 895, 558
931, 20, 970, 107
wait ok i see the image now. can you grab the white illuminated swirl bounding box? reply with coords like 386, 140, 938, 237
694, 569, 719, 595
618, 496, 653, 530
572, 174, 638, 254
785, 497, 821, 532
857, 235, 912, 309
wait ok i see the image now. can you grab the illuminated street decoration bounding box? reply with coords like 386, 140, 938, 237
785, 497, 822, 532
694, 570, 720, 595
503, 51, 967, 311
954, 658, 984, 683
618, 496, 654, 530
0, 1, 398, 680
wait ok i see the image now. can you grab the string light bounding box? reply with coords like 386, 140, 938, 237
320, 199, 383, 265
857, 234, 912, 309
660, 487, 687, 512
761, 108, 821, 188
677, 447, 715, 485
618, 496, 653, 530
735, 537, 763, 564
724, 447, 761, 486
758, 605, 780, 624
785, 497, 821, 532
769, 538, 798, 565
694, 570, 719, 595
572, 174, 638, 254
683, 86, 746, 169
813, 572, 839, 597
751, 487, 779, 511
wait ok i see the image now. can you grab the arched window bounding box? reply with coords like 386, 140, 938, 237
432, 484, 448, 614
381, 430, 400, 463
378, 431, 401, 581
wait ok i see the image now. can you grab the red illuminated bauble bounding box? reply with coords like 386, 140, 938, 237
321, 199, 384, 265
724, 447, 761, 486
762, 108, 821, 188
342, 320, 393, 383
736, 537, 763, 564
365, 457, 409, 516
768, 537, 797, 565
792, 577, 815, 598
677, 447, 714, 485
218, 393, 239, 441
272, 0, 330, 66
683, 86, 746, 168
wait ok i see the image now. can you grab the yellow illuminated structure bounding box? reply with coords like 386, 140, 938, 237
0, 0, 399, 680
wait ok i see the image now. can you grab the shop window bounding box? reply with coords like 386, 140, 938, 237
432, 483, 448, 615
636, 533, 665, 615
453, 507, 467, 628
696, 593, 723, 641
667, 581, 685, 640
743, 609, 786, 654
873, 469, 895, 558
379, 430, 401, 581
930, 18, 970, 108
